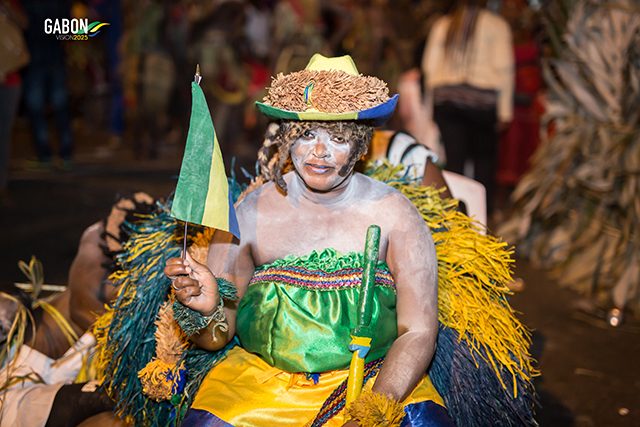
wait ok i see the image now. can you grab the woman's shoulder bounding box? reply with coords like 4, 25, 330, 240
236, 179, 278, 206
354, 172, 397, 194
354, 173, 417, 213
235, 181, 275, 224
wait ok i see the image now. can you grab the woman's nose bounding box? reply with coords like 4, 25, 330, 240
312, 140, 328, 158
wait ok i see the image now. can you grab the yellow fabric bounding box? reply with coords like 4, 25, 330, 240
295, 110, 359, 120
305, 54, 359, 75
191, 347, 444, 427
350, 336, 372, 347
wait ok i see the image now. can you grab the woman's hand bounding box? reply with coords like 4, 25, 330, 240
164, 251, 220, 316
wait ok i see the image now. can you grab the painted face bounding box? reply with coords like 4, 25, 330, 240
290, 127, 356, 192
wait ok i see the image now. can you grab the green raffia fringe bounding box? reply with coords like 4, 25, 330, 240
173, 278, 237, 336
172, 302, 214, 341
261, 248, 389, 273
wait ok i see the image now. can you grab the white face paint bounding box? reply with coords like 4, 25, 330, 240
290, 127, 356, 192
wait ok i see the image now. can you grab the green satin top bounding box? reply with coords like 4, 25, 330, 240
236, 249, 398, 373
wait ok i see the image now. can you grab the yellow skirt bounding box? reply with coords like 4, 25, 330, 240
189, 347, 445, 427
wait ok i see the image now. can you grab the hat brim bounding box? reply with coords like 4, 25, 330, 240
255, 94, 399, 126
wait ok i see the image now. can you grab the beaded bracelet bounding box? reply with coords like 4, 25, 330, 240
172, 277, 234, 336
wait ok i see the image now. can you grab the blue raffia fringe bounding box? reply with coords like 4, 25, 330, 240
429, 325, 538, 427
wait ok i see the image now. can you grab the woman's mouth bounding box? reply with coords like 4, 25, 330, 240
305, 163, 334, 174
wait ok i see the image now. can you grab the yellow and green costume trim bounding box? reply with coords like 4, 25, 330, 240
186, 248, 445, 426
255, 97, 399, 124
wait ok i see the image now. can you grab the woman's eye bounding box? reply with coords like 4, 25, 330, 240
302, 130, 314, 139
332, 136, 346, 144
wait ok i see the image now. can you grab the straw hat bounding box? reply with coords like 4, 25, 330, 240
256, 54, 398, 125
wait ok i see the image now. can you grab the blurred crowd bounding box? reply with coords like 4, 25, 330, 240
1, 0, 546, 215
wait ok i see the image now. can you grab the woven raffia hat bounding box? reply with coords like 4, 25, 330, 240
256, 54, 398, 125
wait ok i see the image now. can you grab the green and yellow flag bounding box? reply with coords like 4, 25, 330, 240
171, 82, 240, 239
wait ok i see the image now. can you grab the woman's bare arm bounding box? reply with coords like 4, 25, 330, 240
165, 199, 256, 351
188, 229, 255, 350
372, 194, 438, 400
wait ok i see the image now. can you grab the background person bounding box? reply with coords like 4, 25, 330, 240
422, 0, 514, 215
21, 0, 75, 169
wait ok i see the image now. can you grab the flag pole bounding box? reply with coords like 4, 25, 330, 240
182, 64, 202, 260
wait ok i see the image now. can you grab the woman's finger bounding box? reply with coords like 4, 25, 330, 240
165, 264, 187, 277
173, 276, 198, 289
185, 251, 208, 274
175, 284, 202, 303
166, 272, 184, 281
166, 257, 184, 266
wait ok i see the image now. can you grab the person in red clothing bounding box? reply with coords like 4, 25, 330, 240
496, 0, 543, 187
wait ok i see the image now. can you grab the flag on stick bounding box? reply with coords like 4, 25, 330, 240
171, 81, 240, 239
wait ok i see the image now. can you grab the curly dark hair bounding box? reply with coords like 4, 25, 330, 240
258, 121, 373, 193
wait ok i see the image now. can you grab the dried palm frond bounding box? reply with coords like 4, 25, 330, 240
499, 0, 640, 315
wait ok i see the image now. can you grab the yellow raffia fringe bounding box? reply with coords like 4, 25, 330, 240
151, 300, 188, 365
370, 164, 539, 396
91, 305, 114, 384
345, 390, 405, 427
34, 300, 79, 348
32, 299, 97, 384
189, 227, 215, 264
137, 358, 185, 402
139, 301, 188, 401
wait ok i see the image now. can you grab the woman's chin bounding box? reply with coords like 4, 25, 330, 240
304, 180, 335, 193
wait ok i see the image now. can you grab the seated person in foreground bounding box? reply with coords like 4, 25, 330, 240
165, 54, 452, 426
96, 54, 535, 427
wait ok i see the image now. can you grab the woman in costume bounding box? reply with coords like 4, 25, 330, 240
95, 54, 536, 427
166, 54, 450, 426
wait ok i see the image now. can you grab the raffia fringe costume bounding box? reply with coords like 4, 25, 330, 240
92, 54, 537, 426
90, 164, 537, 427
